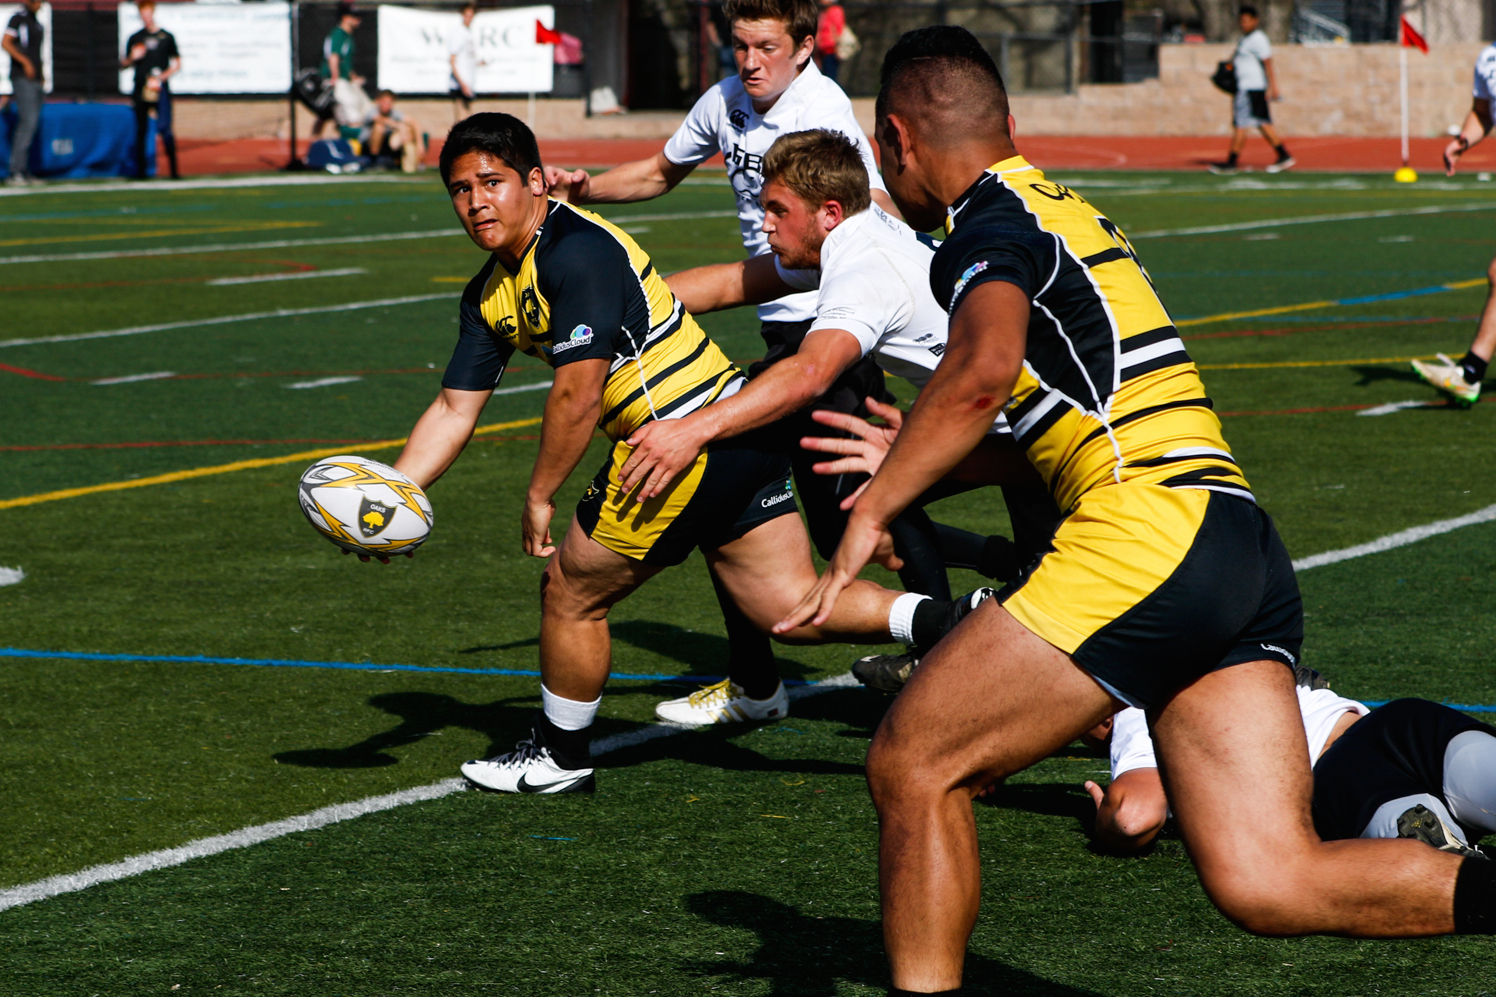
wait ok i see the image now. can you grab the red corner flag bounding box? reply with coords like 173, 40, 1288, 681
536, 20, 563, 45
1399, 16, 1428, 53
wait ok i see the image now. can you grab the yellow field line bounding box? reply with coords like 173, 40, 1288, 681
0, 417, 542, 511
1199, 355, 1436, 371
1177, 278, 1489, 328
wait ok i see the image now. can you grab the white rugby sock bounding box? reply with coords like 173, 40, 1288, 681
541, 684, 601, 731
888, 592, 932, 646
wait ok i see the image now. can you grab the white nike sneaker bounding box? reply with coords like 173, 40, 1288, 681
654, 679, 788, 726
1411, 353, 1482, 406
460, 735, 595, 794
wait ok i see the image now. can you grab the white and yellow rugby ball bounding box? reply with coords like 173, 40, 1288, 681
298, 456, 433, 556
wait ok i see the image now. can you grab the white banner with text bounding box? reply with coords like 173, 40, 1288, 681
377, 5, 554, 96
117, 2, 291, 95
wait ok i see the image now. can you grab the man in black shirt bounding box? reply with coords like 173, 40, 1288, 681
120, 0, 181, 180
2, 0, 43, 186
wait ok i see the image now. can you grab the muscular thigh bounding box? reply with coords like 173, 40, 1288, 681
705, 513, 819, 629
547, 514, 663, 617
874, 601, 1120, 791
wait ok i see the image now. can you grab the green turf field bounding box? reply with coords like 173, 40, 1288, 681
2, 170, 1496, 995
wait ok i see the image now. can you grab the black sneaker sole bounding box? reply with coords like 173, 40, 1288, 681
1396, 804, 1483, 858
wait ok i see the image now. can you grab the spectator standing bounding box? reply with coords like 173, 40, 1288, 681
2, 0, 43, 186
364, 89, 424, 172
448, 2, 485, 123
1210, 4, 1293, 174
319, 2, 371, 139
815, 0, 845, 83
120, 0, 180, 180
1409, 41, 1496, 405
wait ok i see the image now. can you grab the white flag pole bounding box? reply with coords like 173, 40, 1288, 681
1400, 44, 1410, 167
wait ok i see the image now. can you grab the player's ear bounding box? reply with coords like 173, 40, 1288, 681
879, 115, 911, 170
528, 167, 546, 196
821, 199, 844, 231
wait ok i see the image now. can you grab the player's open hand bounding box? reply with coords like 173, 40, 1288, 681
773, 509, 887, 634
543, 165, 590, 202
522, 497, 557, 558
619, 419, 706, 500
1444, 136, 1469, 176
801, 397, 905, 509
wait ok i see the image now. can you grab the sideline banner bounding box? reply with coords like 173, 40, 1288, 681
377, 5, 554, 95
117, 2, 291, 95
0, 2, 53, 96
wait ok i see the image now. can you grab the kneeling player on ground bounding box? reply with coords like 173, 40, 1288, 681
778, 28, 1496, 993
620, 128, 1056, 707
1089, 678, 1496, 861
386, 113, 956, 794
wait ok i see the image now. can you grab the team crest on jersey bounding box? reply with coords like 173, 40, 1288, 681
951, 261, 989, 303
552, 324, 594, 353
728, 108, 748, 130
520, 285, 541, 327
357, 496, 396, 537
497, 315, 517, 336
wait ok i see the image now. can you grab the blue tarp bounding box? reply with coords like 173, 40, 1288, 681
1, 102, 155, 179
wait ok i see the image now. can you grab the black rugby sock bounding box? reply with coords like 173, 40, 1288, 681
1459, 351, 1488, 385
1272, 143, 1291, 161
909, 597, 954, 650
536, 711, 592, 769
1225, 151, 1239, 167
974, 534, 1022, 583
713, 571, 781, 700
1453, 854, 1496, 934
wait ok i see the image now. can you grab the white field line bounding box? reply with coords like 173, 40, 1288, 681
90, 371, 176, 386
0, 566, 23, 586
494, 380, 553, 396
1292, 502, 1496, 572
0, 211, 737, 267
207, 267, 367, 286
1129, 201, 1496, 239
0, 293, 454, 349
1356, 399, 1437, 417
0, 672, 858, 914
284, 376, 362, 390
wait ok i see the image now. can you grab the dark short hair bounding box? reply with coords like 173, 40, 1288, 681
876, 25, 1008, 125
762, 129, 871, 215
1239, 4, 1259, 17
440, 113, 543, 185
461, 1, 477, 9
722, 0, 818, 47
377, 89, 395, 100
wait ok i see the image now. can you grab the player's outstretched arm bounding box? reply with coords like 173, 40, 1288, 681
775, 281, 1031, 632
664, 254, 791, 315
1085, 769, 1168, 855
523, 358, 607, 558
544, 152, 694, 205
1445, 98, 1493, 175
393, 386, 491, 490
619, 328, 864, 499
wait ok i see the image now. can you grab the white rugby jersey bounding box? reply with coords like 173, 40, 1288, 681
663, 60, 885, 323
1474, 42, 1496, 102
1110, 685, 1370, 778
775, 205, 1009, 433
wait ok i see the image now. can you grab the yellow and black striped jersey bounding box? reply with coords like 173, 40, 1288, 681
442, 199, 744, 442
931, 156, 1252, 513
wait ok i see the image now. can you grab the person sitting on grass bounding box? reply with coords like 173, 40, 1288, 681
364, 90, 425, 173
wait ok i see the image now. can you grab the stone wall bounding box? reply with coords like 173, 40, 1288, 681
168, 41, 1491, 143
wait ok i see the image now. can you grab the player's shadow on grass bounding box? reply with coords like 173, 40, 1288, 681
1350, 365, 1439, 390
272, 691, 537, 768
683, 890, 1105, 996
454, 619, 817, 682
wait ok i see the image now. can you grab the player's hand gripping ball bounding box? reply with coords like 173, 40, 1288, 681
298, 456, 433, 557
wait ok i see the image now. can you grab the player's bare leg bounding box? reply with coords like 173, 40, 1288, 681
706, 513, 900, 645
539, 513, 664, 701
1467, 254, 1496, 363
865, 600, 1119, 992
1152, 659, 1463, 936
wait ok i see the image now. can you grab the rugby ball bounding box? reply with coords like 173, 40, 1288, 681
297, 456, 433, 556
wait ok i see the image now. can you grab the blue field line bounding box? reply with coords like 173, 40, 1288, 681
1337, 285, 1467, 306
0, 647, 783, 685
1361, 699, 1496, 713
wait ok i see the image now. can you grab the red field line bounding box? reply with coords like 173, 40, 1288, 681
0, 363, 66, 381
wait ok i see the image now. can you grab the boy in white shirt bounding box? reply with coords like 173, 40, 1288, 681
448, 2, 484, 121
1210, 4, 1293, 174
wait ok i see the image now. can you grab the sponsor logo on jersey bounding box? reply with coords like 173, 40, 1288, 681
760, 489, 794, 509
952, 260, 989, 303
552, 324, 594, 353
520, 285, 542, 327
728, 108, 748, 130
928, 343, 946, 357
357, 496, 396, 537
1260, 642, 1297, 665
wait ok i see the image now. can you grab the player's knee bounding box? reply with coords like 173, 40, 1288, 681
1197, 860, 1317, 936
1486, 256, 1496, 284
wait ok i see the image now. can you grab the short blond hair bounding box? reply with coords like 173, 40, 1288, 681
761, 129, 871, 216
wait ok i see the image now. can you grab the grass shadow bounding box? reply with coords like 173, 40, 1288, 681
684, 889, 1106, 996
